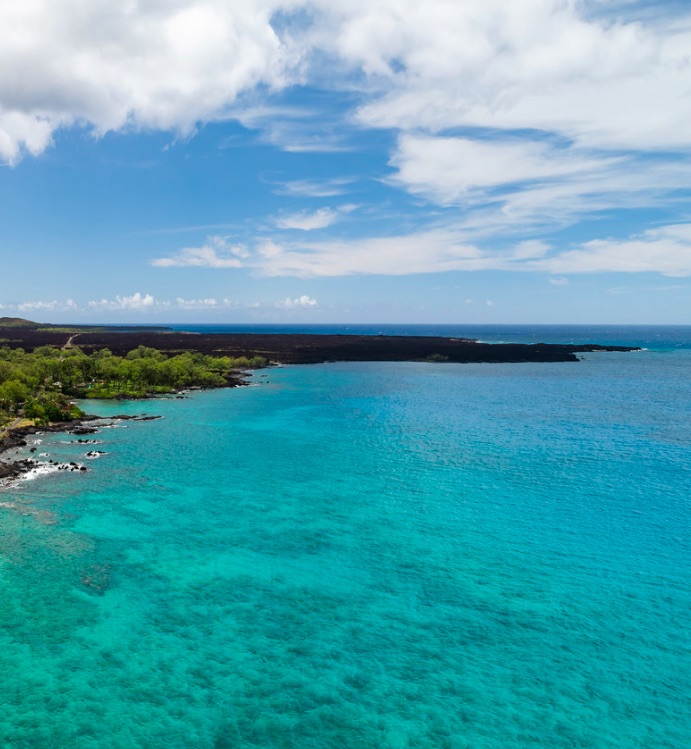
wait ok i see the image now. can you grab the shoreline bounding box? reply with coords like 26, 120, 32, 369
0, 331, 641, 491
0, 413, 164, 488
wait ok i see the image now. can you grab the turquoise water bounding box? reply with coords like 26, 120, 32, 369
1, 349, 691, 747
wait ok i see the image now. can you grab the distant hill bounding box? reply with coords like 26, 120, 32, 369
0, 317, 40, 328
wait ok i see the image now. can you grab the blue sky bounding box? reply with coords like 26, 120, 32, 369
1, 0, 690, 323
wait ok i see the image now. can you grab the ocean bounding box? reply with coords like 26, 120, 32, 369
1, 325, 690, 748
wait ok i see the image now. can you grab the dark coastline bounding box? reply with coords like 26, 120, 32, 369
1, 328, 638, 364
0, 327, 640, 483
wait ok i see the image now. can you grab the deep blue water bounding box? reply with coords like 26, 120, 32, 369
1, 327, 690, 747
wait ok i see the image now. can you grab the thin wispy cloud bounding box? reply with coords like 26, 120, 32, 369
540, 224, 691, 277
231, 105, 354, 153
152, 237, 249, 268
271, 178, 357, 198
152, 223, 691, 279
275, 208, 340, 231
274, 205, 356, 231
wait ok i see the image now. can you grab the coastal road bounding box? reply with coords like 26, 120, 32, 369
0, 417, 23, 439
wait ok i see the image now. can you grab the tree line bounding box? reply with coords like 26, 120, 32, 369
0, 345, 266, 426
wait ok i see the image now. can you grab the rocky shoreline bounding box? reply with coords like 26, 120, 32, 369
0, 413, 163, 487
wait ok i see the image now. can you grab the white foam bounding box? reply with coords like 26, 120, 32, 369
21, 462, 87, 481
21, 463, 61, 481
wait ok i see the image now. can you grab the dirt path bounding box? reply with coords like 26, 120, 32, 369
0, 417, 23, 440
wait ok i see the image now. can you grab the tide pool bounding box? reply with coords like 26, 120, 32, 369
1, 352, 690, 748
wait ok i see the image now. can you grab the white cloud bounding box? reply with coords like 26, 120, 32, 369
1, 293, 311, 314
0, 298, 77, 313
153, 228, 489, 277
5, 1, 688, 163
276, 295, 318, 308
0, 298, 77, 314
152, 236, 248, 268
275, 207, 340, 230
88, 293, 158, 310
272, 178, 356, 198
540, 224, 691, 277
512, 240, 551, 260
345, 0, 691, 152
274, 205, 356, 230
175, 297, 218, 310
252, 230, 488, 277
4, 0, 691, 288
389, 135, 615, 205
387, 134, 691, 235
153, 222, 691, 279
230, 105, 353, 153
0, 1, 299, 163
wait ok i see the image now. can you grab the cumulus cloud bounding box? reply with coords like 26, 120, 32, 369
346, 0, 691, 151
0, 294, 281, 315
0, 1, 295, 163
4, 1, 689, 162
276, 295, 318, 308
175, 297, 218, 310
88, 293, 158, 310
15, 299, 77, 312
174, 297, 263, 310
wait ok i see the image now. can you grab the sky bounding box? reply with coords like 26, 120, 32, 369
1, 0, 691, 324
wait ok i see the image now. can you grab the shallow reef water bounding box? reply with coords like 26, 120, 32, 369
1, 349, 690, 748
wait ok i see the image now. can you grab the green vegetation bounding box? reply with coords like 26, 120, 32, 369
0, 344, 266, 427
0, 317, 40, 328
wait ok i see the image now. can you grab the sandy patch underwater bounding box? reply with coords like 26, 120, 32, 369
1, 356, 690, 748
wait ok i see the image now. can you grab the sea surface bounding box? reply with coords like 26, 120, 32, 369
1, 326, 690, 748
